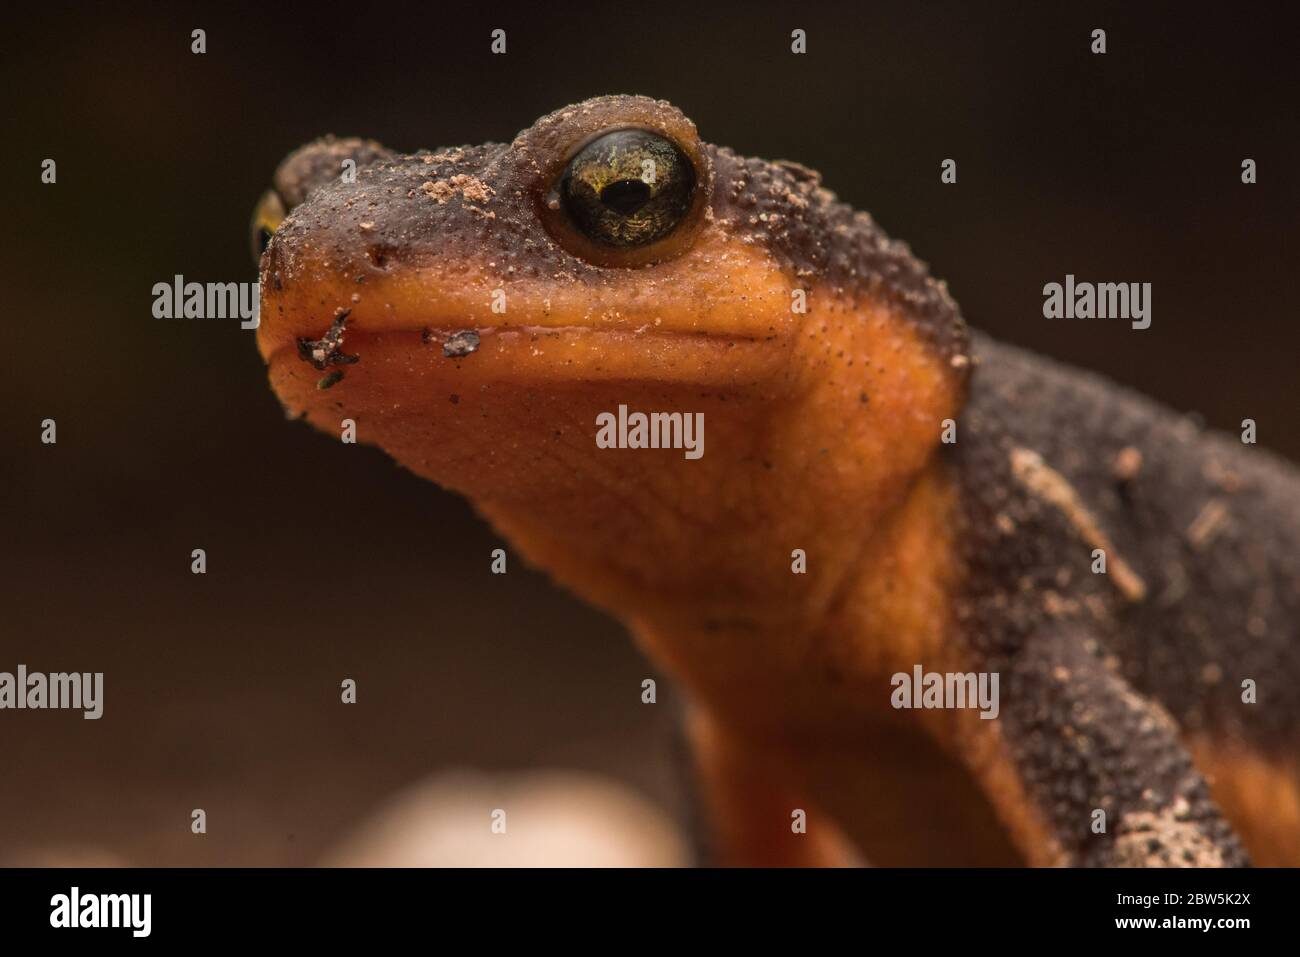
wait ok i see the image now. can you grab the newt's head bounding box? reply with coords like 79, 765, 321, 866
254, 96, 969, 626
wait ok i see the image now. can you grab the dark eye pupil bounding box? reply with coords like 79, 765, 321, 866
559, 129, 695, 249
599, 178, 652, 214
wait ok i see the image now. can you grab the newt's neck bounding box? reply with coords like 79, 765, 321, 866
623, 456, 963, 740
470, 299, 967, 731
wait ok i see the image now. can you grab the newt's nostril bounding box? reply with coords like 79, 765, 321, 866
366, 245, 397, 270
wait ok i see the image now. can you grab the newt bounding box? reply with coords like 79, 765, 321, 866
252, 95, 1300, 867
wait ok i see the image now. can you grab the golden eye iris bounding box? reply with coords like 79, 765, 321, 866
558, 129, 695, 248
249, 189, 287, 265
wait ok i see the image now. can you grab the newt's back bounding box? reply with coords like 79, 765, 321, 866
947, 333, 1300, 863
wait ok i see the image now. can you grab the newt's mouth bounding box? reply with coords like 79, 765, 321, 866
268, 318, 786, 396
257, 221, 797, 356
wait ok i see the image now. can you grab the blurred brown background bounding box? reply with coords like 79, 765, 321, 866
4, 1, 1296, 864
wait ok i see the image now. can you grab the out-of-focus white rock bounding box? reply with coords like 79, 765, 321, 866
320, 770, 688, 867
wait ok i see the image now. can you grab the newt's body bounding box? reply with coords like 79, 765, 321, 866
254, 96, 1300, 866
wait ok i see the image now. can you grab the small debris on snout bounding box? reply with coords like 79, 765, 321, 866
317, 370, 345, 390
421, 180, 456, 204
297, 309, 359, 370
420, 174, 496, 207
443, 330, 481, 358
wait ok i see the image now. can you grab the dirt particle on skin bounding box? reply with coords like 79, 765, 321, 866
1042, 591, 1079, 617
421, 180, 455, 203
443, 330, 481, 358
1186, 498, 1230, 550
421, 174, 495, 206
297, 308, 359, 370
1113, 446, 1143, 482
452, 174, 493, 202
1203, 459, 1244, 494
317, 369, 345, 390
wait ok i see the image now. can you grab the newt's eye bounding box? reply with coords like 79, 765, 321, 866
249, 189, 287, 266
556, 129, 696, 249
